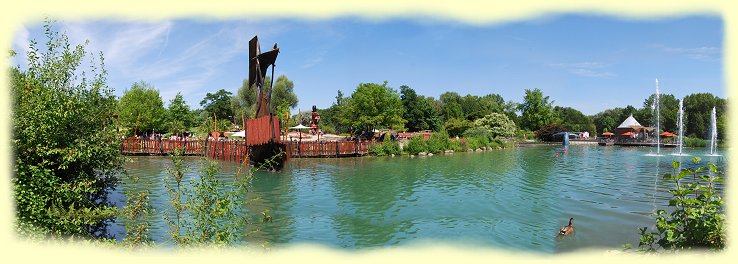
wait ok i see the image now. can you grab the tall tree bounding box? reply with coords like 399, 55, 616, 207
683, 93, 726, 139
269, 75, 299, 120
231, 79, 258, 120
554, 106, 595, 134
400, 85, 441, 131
12, 20, 123, 238
200, 89, 234, 123
439, 92, 464, 121
166, 92, 193, 133
118, 81, 166, 135
342, 82, 406, 134
518, 88, 556, 131
636, 93, 679, 133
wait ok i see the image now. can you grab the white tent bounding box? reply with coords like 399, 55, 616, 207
232, 130, 245, 137
617, 114, 642, 128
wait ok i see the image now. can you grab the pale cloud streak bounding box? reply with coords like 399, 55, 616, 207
649, 44, 721, 61
547, 61, 616, 79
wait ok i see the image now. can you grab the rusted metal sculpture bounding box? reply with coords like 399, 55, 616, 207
245, 36, 286, 170
249, 36, 279, 118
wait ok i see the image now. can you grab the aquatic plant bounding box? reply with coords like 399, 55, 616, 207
635, 158, 725, 252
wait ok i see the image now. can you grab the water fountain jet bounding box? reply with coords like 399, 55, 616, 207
706, 107, 720, 156
671, 99, 689, 156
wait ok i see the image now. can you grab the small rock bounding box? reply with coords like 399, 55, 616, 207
428, 153, 434, 156
418, 152, 427, 156
410, 155, 415, 158
391, 154, 395, 157
476, 148, 483, 152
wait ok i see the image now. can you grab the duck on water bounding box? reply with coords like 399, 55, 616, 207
559, 218, 575, 236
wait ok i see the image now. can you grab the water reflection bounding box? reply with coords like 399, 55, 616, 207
113, 145, 727, 252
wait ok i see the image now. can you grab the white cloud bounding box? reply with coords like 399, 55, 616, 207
12, 25, 31, 56
649, 44, 720, 61
547, 61, 616, 79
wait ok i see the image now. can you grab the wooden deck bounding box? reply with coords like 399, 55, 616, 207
285, 140, 373, 158
121, 137, 377, 160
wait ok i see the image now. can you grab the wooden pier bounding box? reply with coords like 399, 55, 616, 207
285, 140, 373, 158
121, 137, 376, 160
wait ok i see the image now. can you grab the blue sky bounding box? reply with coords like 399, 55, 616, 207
11, 15, 723, 115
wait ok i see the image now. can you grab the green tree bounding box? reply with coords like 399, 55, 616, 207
12, 20, 123, 238
318, 90, 349, 134
637, 93, 679, 133
400, 85, 441, 131
554, 106, 595, 134
473, 113, 517, 138
683, 93, 726, 139
439, 92, 464, 121
343, 82, 406, 134
519, 88, 556, 131
118, 81, 166, 135
166, 92, 194, 133
269, 75, 299, 119
444, 118, 474, 138
200, 89, 234, 123
230, 79, 258, 121
592, 106, 639, 134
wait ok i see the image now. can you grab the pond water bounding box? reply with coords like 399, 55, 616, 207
109, 144, 727, 253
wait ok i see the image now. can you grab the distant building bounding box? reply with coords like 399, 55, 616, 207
614, 114, 654, 140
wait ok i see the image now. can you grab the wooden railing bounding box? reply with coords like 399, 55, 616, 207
121, 138, 204, 155
285, 140, 373, 158
121, 137, 376, 160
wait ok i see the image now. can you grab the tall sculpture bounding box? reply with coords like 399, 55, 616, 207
246, 36, 285, 170
249, 36, 280, 118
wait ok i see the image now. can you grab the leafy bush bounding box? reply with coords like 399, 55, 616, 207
683, 137, 708, 148
473, 113, 517, 138
462, 127, 493, 141
448, 140, 464, 152
368, 140, 401, 156
404, 136, 428, 155
12, 20, 123, 238
426, 131, 451, 154
444, 118, 474, 138
636, 158, 725, 252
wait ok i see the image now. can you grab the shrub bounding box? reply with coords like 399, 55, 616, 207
426, 131, 451, 154
636, 158, 725, 252
12, 20, 123, 238
462, 127, 494, 141
444, 118, 474, 138
448, 140, 464, 152
683, 137, 708, 148
404, 136, 428, 155
473, 113, 517, 138
368, 140, 401, 156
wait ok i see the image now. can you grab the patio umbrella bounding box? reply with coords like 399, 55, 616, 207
290, 124, 309, 140
602, 132, 615, 136
660, 131, 676, 137
621, 132, 633, 136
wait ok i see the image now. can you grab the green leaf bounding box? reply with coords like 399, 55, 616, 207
672, 160, 680, 169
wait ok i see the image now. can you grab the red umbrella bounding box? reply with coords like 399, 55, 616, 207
660, 131, 677, 137
602, 132, 615, 136
621, 132, 633, 136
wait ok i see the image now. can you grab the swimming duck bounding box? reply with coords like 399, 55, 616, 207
559, 218, 574, 236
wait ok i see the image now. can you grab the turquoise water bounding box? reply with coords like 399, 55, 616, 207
111, 144, 726, 253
